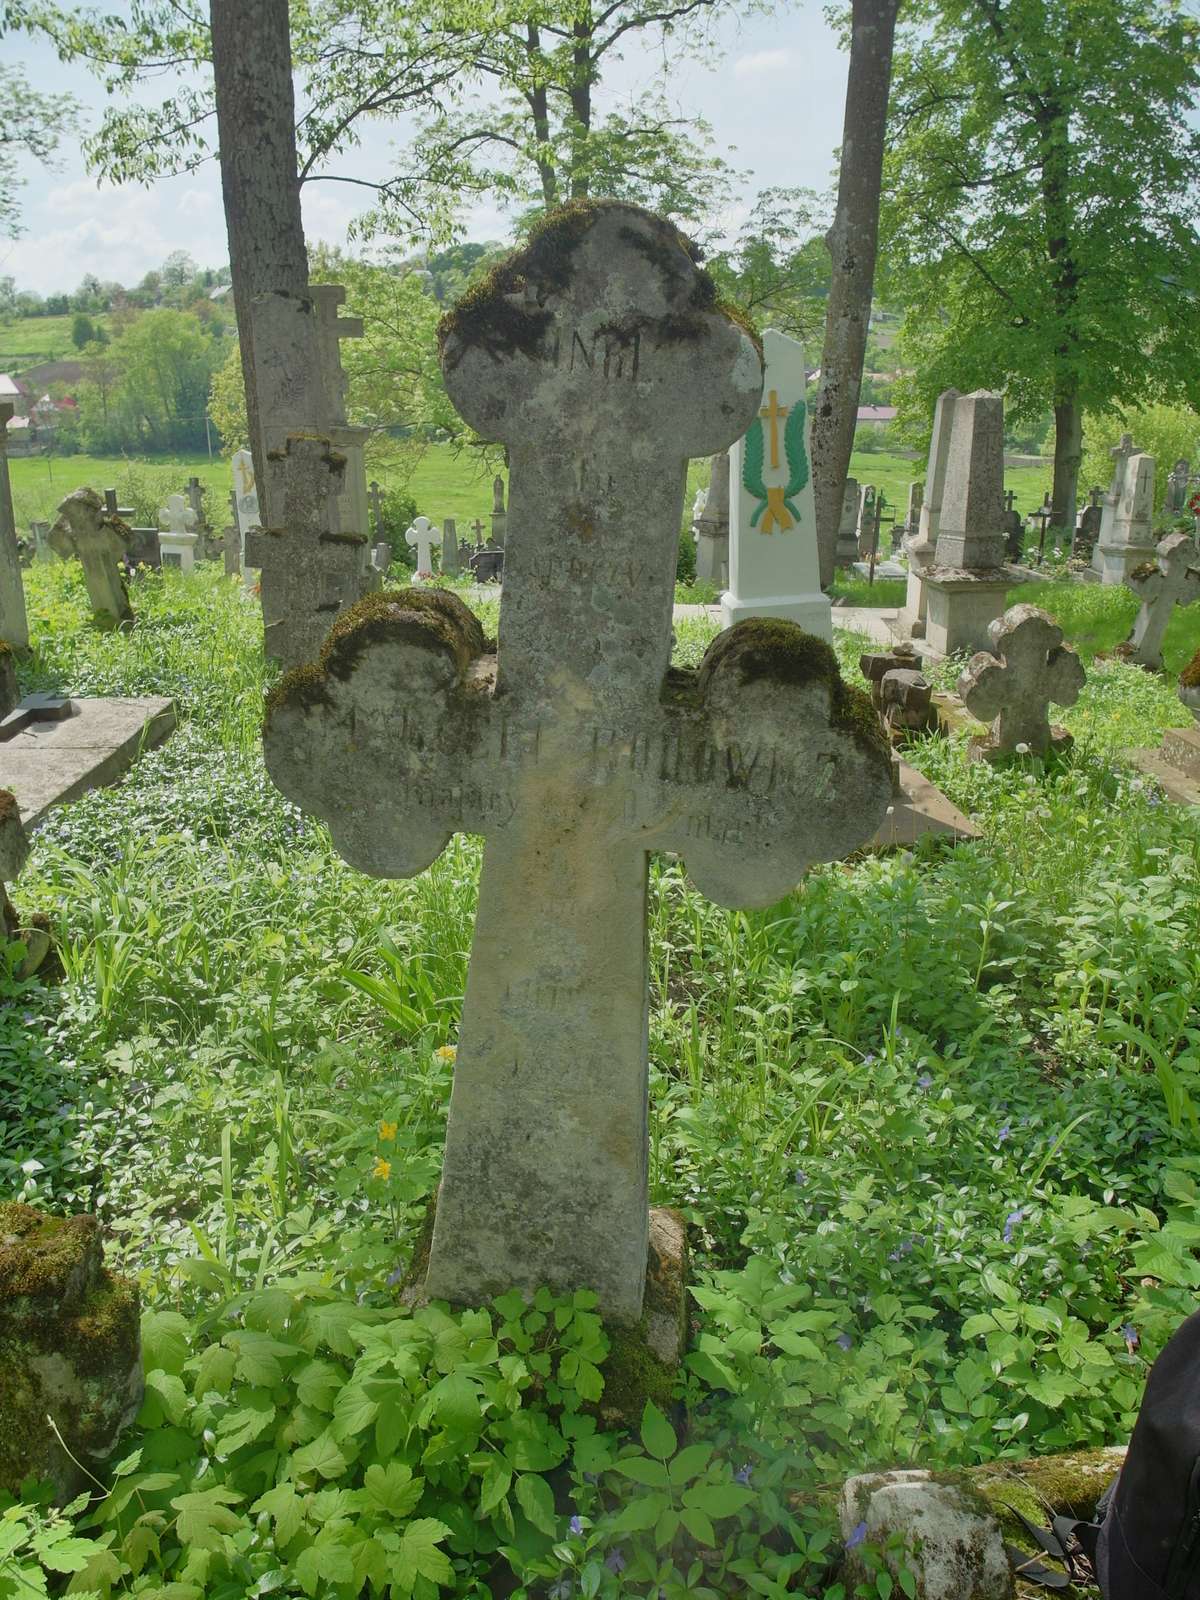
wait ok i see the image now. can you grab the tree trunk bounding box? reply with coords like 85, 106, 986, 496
810, 0, 900, 591
568, 11, 593, 199
524, 26, 559, 208
1052, 396, 1082, 535
209, 0, 310, 526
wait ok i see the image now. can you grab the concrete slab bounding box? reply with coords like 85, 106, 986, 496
831, 606, 903, 644
869, 760, 982, 850
1127, 744, 1200, 806
0, 696, 177, 828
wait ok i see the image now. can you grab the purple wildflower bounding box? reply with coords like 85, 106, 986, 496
1122, 1324, 1140, 1353
917, 1073, 934, 1091
605, 1549, 627, 1574
1003, 1208, 1024, 1244
569, 1515, 584, 1536
793, 1168, 808, 1185
846, 1520, 868, 1551
836, 1332, 853, 1352
997, 1124, 1011, 1144
735, 1464, 752, 1485
386, 1265, 405, 1286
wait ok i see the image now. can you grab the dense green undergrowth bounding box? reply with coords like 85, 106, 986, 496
4, 562, 1200, 1598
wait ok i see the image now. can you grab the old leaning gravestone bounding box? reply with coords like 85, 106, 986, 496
263, 203, 892, 1341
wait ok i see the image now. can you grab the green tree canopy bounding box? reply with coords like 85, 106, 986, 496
881, 0, 1200, 526
0, 59, 79, 237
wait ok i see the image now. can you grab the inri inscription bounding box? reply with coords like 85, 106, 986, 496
264, 202, 893, 1325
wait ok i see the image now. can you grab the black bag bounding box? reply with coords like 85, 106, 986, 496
1012, 1308, 1200, 1597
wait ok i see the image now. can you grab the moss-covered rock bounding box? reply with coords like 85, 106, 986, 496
0, 1203, 142, 1500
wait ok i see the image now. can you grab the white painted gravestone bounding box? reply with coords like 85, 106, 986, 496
157, 494, 199, 572
721, 329, 830, 640
49, 489, 133, 629
263, 205, 893, 1327
0, 403, 29, 652
405, 516, 438, 575
958, 605, 1085, 758
1125, 533, 1200, 670
232, 449, 260, 571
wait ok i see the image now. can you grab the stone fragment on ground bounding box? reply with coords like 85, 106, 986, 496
0, 695, 176, 827
840, 1468, 1014, 1600
1127, 723, 1200, 805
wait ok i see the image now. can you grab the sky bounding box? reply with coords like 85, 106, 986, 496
1, 3, 852, 295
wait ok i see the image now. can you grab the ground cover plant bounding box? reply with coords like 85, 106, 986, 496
4, 562, 1199, 1598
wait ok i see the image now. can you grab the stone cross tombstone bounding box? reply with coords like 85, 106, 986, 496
442, 517, 461, 575
1125, 532, 1200, 670
158, 494, 199, 572
186, 476, 207, 529
1002, 489, 1025, 563
311, 284, 371, 539
232, 449, 261, 545
262, 204, 892, 1327
490, 475, 508, 547
958, 604, 1085, 757
1094, 452, 1158, 584
0, 403, 29, 652
405, 516, 438, 575
49, 488, 133, 629
1075, 487, 1103, 556
458, 538, 473, 569
369, 479, 384, 537
247, 436, 373, 664
900, 388, 960, 638
470, 518, 485, 545
223, 520, 242, 578
855, 484, 878, 559
694, 451, 730, 585
721, 328, 830, 638
1167, 459, 1192, 516
371, 541, 392, 573
905, 480, 924, 538
1092, 433, 1144, 580
28, 523, 53, 566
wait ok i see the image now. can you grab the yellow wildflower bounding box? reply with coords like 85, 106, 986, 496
378, 1120, 398, 1141
435, 1044, 457, 1062
372, 1157, 392, 1181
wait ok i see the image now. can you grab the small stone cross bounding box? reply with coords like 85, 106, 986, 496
0, 692, 73, 742
263, 204, 892, 1324
405, 516, 438, 573
159, 494, 197, 538
49, 488, 133, 629
958, 604, 1085, 755
470, 518, 485, 543
1125, 532, 1200, 670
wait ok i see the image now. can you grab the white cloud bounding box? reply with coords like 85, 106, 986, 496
733, 49, 792, 79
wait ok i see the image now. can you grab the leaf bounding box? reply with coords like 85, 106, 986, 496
515, 1473, 557, 1537
331, 1382, 379, 1438
144, 1370, 189, 1424
668, 1443, 713, 1485
35, 1536, 99, 1574
189, 1343, 237, 1399
679, 1506, 716, 1547
291, 1431, 348, 1481
386, 1518, 454, 1592
364, 1461, 423, 1518
252, 1483, 305, 1548
170, 1486, 243, 1551
293, 1359, 342, 1411
682, 1482, 754, 1519
639, 1401, 677, 1461
142, 1310, 190, 1376
608, 1493, 666, 1533
610, 1457, 670, 1488
479, 1460, 512, 1517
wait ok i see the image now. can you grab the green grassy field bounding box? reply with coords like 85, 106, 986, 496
0, 312, 108, 375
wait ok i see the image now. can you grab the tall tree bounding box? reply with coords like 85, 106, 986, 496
810, 0, 901, 590
0, 59, 79, 238
882, 0, 1200, 531
15, 0, 737, 238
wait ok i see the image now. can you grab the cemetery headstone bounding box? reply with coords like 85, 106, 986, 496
1091, 433, 1147, 582
262, 203, 892, 1332
442, 517, 460, 575
1094, 451, 1158, 585
310, 284, 371, 538
49, 488, 133, 629
721, 328, 831, 639
1074, 487, 1103, 557
1002, 490, 1024, 563
856, 484, 878, 559
470, 537, 504, 583
0, 644, 16, 719
470, 517, 485, 545
1124, 532, 1200, 670
223, 519, 242, 578
836, 476, 860, 567
232, 448, 261, 552
694, 451, 730, 585
859, 643, 924, 714
922, 391, 1012, 656
246, 435, 373, 665
369, 479, 385, 537
905, 480, 924, 539
0, 403, 29, 652
900, 388, 960, 637
458, 537, 473, 570
104, 487, 159, 569
371, 541, 391, 573
158, 494, 200, 572
1167, 459, 1191, 515
29, 522, 53, 565
405, 515, 438, 575
958, 604, 1085, 759
490, 475, 507, 547
0, 1201, 142, 1499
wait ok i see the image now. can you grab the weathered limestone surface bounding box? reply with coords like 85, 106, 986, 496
721, 328, 831, 639
840, 1469, 1013, 1600
1, 696, 177, 828
959, 605, 1085, 757
264, 203, 892, 1327
835, 476, 860, 567
1094, 450, 1158, 586
694, 450, 730, 585
1124, 532, 1200, 670
0, 403, 29, 652
0, 1203, 142, 1500
900, 389, 959, 637
48, 489, 134, 629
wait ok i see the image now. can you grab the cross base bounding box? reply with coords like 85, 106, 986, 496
719, 589, 832, 639
968, 725, 1074, 765
402, 1201, 686, 1424
1093, 539, 1158, 586
922, 569, 1010, 656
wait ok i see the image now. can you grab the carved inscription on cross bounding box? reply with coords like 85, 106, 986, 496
760, 389, 790, 470
263, 205, 893, 1323
1126, 532, 1200, 670
958, 604, 1085, 755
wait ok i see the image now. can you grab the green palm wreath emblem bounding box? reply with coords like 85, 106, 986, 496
743, 400, 809, 532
